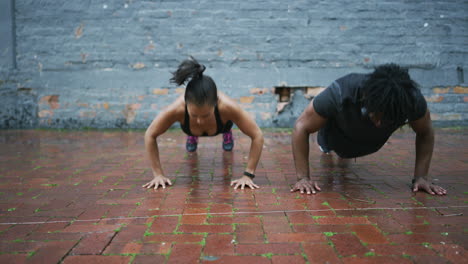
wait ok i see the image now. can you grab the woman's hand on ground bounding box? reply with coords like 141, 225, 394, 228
231, 176, 259, 190
290, 178, 321, 194
142, 176, 172, 190
412, 178, 447, 195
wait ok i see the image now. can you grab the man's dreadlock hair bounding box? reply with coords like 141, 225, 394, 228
361, 64, 419, 125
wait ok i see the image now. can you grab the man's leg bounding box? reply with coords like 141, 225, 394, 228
336, 156, 351, 168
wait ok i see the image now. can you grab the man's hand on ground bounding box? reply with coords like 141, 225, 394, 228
412, 178, 447, 195
290, 178, 321, 194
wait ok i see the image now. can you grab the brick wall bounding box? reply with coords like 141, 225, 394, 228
0, 0, 467, 128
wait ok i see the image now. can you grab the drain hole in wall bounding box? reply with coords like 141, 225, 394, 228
273, 86, 326, 112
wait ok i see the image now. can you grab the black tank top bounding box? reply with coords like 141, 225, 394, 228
180, 104, 233, 136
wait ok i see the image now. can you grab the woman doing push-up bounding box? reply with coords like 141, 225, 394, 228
143, 57, 264, 190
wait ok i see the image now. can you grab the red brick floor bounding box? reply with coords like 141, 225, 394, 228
0, 128, 466, 264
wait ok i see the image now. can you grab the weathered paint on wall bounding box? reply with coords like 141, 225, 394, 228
1, 0, 467, 128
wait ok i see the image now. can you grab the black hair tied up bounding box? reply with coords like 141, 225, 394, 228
170, 56, 206, 86
170, 56, 218, 106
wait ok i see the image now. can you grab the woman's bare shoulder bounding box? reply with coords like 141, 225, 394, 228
218, 91, 239, 109
161, 94, 185, 120
217, 91, 241, 119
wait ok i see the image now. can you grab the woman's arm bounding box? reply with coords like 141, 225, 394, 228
143, 98, 183, 189
232, 108, 264, 174
220, 95, 264, 189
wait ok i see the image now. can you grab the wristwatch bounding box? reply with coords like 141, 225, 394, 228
243, 171, 255, 179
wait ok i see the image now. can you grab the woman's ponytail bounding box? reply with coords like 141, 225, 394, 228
171, 56, 218, 106
170, 56, 206, 86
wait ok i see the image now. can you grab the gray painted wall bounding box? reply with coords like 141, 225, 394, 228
1, 0, 467, 129
0, 0, 15, 70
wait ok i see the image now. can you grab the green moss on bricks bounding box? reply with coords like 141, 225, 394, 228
173, 215, 182, 233
145, 221, 153, 228
260, 253, 274, 259
199, 236, 207, 246
312, 216, 325, 220
192, 232, 208, 235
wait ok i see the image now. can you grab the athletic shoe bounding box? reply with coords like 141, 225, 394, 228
222, 130, 234, 151
186, 136, 198, 152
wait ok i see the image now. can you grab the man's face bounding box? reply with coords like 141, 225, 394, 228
368, 112, 384, 128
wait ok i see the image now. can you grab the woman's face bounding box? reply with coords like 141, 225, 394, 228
187, 103, 215, 125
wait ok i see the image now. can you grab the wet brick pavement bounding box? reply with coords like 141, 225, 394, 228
0, 128, 466, 264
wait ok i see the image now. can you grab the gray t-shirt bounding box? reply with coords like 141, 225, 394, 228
313, 73, 427, 158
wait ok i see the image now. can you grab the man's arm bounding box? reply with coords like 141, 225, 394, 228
291, 99, 327, 194
409, 109, 446, 195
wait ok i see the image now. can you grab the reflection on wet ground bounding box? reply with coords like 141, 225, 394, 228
0, 128, 466, 263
